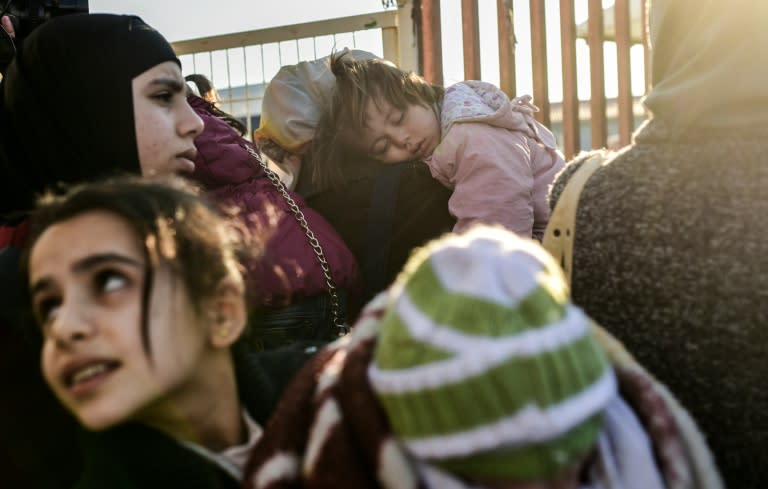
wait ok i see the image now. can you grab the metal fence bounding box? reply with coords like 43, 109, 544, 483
172, 9, 415, 139
172, 0, 650, 157
418, 0, 650, 158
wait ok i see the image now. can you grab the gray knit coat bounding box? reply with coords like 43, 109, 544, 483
549, 121, 768, 489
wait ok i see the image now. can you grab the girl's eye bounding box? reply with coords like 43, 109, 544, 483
94, 270, 129, 294
34, 296, 61, 327
153, 91, 174, 104
395, 110, 405, 124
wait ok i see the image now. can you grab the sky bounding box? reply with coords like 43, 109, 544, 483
89, 0, 390, 44
89, 0, 647, 102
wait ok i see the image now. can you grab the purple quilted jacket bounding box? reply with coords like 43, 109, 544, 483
188, 96, 359, 309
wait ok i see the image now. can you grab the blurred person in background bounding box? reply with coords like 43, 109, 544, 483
549, 0, 768, 486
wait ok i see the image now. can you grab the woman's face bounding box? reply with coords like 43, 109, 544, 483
29, 211, 213, 431
132, 61, 204, 177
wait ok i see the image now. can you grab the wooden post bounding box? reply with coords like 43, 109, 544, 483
559, 0, 580, 158
530, 0, 550, 127
462, 0, 481, 80
615, 0, 634, 147
419, 0, 443, 85
588, 0, 607, 148
497, 0, 516, 98
641, 0, 652, 92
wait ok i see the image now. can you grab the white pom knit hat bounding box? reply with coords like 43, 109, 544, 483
368, 226, 616, 482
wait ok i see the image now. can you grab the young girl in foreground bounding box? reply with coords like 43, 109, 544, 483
313, 54, 566, 240
23, 177, 316, 488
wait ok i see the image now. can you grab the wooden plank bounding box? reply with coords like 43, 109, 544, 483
588, 0, 607, 148
497, 0, 516, 97
462, 0, 482, 80
615, 0, 634, 147
419, 0, 444, 85
172, 11, 398, 55
641, 0, 652, 92
559, 0, 580, 158
530, 0, 551, 127
394, 0, 419, 73
382, 26, 399, 66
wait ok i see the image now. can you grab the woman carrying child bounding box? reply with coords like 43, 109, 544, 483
255, 51, 455, 306
313, 54, 565, 240
186, 90, 360, 348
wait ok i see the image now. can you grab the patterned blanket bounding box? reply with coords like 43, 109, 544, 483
243, 295, 722, 489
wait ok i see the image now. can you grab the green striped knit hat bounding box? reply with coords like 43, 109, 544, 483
368, 226, 616, 482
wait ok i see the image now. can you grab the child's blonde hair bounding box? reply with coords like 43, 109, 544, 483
311, 52, 444, 190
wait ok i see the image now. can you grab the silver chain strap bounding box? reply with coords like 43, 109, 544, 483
244, 145, 348, 336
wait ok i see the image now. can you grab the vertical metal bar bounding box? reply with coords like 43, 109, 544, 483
615, 0, 634, 147
530, 0, 550, 127
559, 0, 580, 158
497, 0, 516, 98
461, 0, 481, 80
259, 45, 265, 83
588, 0, 606, 148
242, 46, 252, 140
419, 0, 443, 85
225, 49, 233, 112
208, 51, 214, 84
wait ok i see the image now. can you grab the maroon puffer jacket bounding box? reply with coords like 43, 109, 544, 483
188, 96, 359, 309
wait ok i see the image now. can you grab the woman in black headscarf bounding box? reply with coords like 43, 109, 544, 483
0, 13, 204, 219
0, 14, 206, 487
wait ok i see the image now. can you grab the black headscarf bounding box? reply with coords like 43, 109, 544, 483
0, 13, 179, 218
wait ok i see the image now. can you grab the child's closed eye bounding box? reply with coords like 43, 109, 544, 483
371, 139, 390, 156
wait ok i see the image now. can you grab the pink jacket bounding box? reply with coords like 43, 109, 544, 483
425, 81, 565, 240
188, 96, 359, 309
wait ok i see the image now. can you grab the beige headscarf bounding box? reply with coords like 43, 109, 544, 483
255, 49, 380, 155
642, 0, 768, 130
